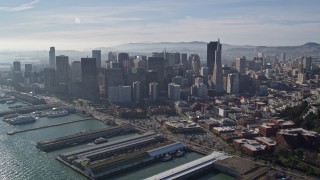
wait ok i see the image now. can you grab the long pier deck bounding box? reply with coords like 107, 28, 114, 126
0, 104, 58, 117
36, 125, 135, 152
6, 118, 92, 135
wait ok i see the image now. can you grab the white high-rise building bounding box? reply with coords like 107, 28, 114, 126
227, 73, 239, 94
168, 83, 181, 100
133, 81, 142, 103
92, 50, 102, 68
49, 47, 55, 68
236, 56, 246, 74
108, 86, 131, 103
200, 67, 209, 85
297, 73, 306, 84
280, 53, 286, 62
149, 82, 158, 102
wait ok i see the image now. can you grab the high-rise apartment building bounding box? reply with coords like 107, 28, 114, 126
133, 81, 142, 103
149, 82, 158, 102
168, 83, 181, 100
227, 73, 239, 94
108, 86, 132, 103
236, 56, 246, 74
190, 54, 201, 74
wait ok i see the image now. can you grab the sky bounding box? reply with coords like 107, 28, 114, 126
0, 0, 320, 50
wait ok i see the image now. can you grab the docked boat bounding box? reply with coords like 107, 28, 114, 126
6, 100, 15, 104
8, 105, 23, 109
160, 154, 173, 162
8, 115, 36, 125
94, 137, 108, 144
47, 110, 69, 118
3, 113, 19, 122
174, 150, 184, 158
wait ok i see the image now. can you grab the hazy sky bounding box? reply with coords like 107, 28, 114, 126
0, 0, 320, 50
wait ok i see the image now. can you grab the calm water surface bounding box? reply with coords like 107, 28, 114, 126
0, 101, 233, 180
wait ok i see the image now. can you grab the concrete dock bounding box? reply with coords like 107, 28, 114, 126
37, 125, 135, 152
6, 118, 92, 135
0, 104, 58, 117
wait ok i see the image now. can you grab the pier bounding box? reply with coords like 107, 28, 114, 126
0, 104, 58, 117
6, 118, 92, 135
36, 125, 135, 152
145, 152, 230, 180
57, 132, 187, 180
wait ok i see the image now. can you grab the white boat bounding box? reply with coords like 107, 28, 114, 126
94, 137, 108, 144
3, 113, 19, 122
8, 115, 36, 125
161, 154, 173, 162
47, 110, 69, 118
174, 150, 184, 157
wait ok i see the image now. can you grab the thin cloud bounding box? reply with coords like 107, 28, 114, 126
0, 0, 39, 12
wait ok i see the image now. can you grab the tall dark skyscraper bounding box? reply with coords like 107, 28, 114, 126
118, 52, 129, 72
49, 47, 55, 68
92, 50, 102, 68
24, 64, 33, 79
147, 57, 165, 91
207, 40, 222, 75
211, 39, 224, 94
13, 61, 21, 72
44, 67, 55, 92
55, 55, 70, 94
81, 58, 98, 99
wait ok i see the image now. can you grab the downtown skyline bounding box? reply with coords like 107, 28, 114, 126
0, 0, 320, 50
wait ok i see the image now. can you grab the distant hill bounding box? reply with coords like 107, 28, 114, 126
100, 42, 320, 61
0, 42, 319, 65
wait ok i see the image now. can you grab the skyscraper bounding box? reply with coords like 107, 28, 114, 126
236, 56, 246, 74
81, 58, 98, 99
12, 61, 23, 83
147, 57, 165, 91
55, 55, 70, 94
190, 54, 201, 75
13, 61, 21, 71
168, 83, 181, 100
108, 86, 131, 103
118, 52, 129, 72
207, 40, 222, 75
280, 53, 286, 62
303, 57, 312, 72
24, 64, 33, 79
92, 50, 102, 68
44, 67, 55, 92
200, 67, 209, 85
211, 39, 224, 94
133, 81, 142, 103
149, 82, 158, 102
49, 47, 55, 68
105, 68, 124, 97
71, 61, 81, 82
227, 73, 239, 94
